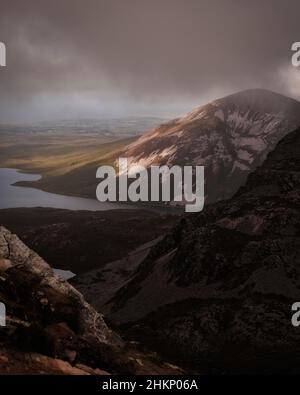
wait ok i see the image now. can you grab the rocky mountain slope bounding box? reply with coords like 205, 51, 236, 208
0, 208, 178, 274
122, 89, 300, 203
0, 227, 181, 374
92, 126, 300, 373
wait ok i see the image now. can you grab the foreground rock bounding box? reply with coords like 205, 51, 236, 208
0, 348, 109, 375
0, 227, 182, 375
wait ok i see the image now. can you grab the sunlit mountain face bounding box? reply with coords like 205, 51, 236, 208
121, 89, 300, 204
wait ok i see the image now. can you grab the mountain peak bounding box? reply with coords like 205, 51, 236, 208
183, 89, 300, 122
123, 89, 300, 203
215, 88, 300, 117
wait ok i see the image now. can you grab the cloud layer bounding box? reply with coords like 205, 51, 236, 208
0, 0, 300, 121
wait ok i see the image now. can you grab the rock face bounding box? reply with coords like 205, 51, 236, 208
0, 208, 177, 274
121, 89, 300, 203
105, 127, 300, 373
0, 227, 181, 375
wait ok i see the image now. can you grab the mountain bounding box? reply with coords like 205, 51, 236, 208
122, 89, 300, 203
86, 127, 300, 373
0, 226, 181, 374
4, 90, 299, 205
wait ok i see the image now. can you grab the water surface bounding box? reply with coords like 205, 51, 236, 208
0, 168, 135, 211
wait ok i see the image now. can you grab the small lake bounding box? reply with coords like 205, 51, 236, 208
0, 168, 136, 211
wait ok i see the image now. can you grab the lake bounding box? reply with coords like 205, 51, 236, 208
0, 168, 136, 211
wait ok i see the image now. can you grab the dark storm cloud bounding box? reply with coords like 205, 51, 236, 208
0, 0, 300, 121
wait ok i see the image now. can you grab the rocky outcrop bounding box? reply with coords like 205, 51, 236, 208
103, 127, 300, 373
0, 348, 110, 375
0, 227, 182, 374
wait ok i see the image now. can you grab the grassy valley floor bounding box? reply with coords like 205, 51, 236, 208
0, 131, 135, 198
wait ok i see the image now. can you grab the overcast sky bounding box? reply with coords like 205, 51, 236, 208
0, 0, 300, 122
